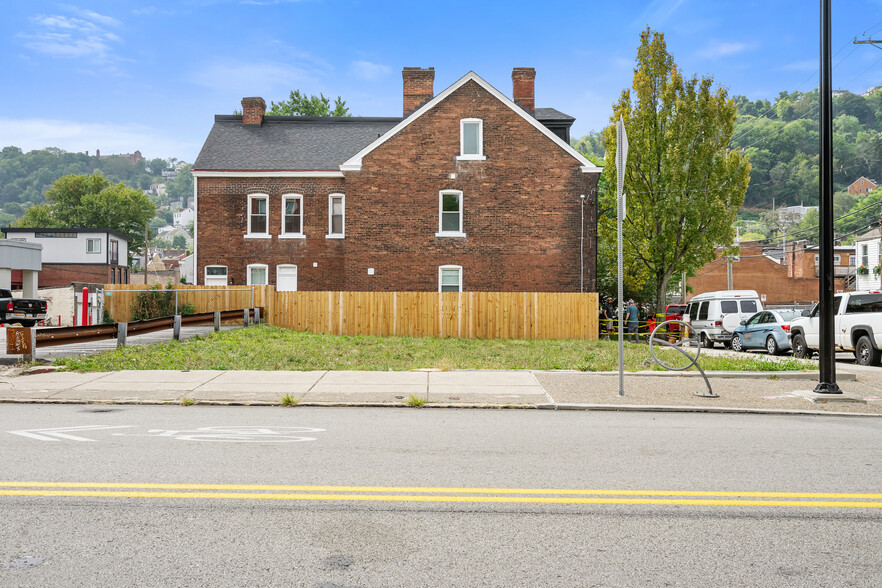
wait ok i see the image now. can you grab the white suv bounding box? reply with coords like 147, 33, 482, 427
685, 290, 764, 348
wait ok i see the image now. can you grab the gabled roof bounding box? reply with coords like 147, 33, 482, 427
192, 116, 400, 173
340, 71, 603, 174
855, 227, 881, 242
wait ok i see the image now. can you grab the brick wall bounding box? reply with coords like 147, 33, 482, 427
196, 80, 598, 292
35, 264, 128, 288
688, 243, 845, 304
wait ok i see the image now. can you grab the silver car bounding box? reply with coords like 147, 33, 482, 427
730, 309, 804, 355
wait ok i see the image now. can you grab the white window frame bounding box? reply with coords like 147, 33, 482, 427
246, 263, 269, 286
280, 193, 304, 239
456, 118, 486, 161
862, 243, 869, 268
326, 193, 345, 239
436, 190, 466, 237
439, 265, 463, 293
246, 193, 270, 238
204, 265, 228, 285
276, 264, 298, 292
86, 238, 102, 254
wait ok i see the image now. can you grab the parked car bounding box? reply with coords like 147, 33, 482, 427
664, 304, 687, 335
0, 289, 48, 327
789, 291, 882, 365
730, 309, 804, 355
684, 290, 764, 348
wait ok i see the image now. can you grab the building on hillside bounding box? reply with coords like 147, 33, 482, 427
854, 228, 882, 290
173, 207, 195, 228
191, 67, 602, 291
91, 149, 144, 164
848, 176, 878, 195
2, 227, 131, 286
687, 241, 851, 305
775, 204, 818, 226
161, 227, 193, 247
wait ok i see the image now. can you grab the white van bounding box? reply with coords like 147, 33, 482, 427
685, 290, 764, 348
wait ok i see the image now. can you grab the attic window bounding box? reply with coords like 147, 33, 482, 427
457, 119, 486, 161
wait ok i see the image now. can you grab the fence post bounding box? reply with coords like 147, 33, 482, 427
117, 322, 128, 348
23, 327, 36, 363
173, 315, 182, 341
214, 311, 221, 332
253, 307, 260, 325
243, 308, 249, 327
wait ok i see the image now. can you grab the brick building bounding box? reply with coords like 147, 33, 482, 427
2, 227, 130, 287
687, 241, 850, 305
191, 68, 602, 292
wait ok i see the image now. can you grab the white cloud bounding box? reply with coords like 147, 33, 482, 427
0, 118, 201, 162
696, 40, 751, 59
636, 0, 687, 26
21, 8, 123, 67
777, 60, 817, 72
349, 60, 391, 81
190, 61, 320, 94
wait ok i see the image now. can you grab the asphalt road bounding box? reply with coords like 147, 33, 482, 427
1, 405, 880, 587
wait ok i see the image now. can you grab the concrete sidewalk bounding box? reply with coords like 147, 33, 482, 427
1, 367, 880, 416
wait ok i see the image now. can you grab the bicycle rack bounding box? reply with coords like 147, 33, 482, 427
648, 320, 718, 398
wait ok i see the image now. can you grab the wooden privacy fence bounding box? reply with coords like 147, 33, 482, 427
104, 285, 599, 340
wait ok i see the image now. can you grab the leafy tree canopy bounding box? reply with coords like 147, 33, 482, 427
600, 27, 751, 307
15, 172, 155, 256
235, 90, 351, 117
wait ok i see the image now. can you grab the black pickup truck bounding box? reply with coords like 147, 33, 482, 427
0, 289, 48, 327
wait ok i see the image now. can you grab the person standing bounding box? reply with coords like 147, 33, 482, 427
626, 299, 640, 343
601, 296, 615, 340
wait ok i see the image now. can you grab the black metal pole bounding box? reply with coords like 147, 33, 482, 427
815, 0, 842, 394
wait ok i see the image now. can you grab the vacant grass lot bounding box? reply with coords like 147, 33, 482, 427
54, 325, 813, 373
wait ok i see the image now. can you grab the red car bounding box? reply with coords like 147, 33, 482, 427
665, 304, 687, 332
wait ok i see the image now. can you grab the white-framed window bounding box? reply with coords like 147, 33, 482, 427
457, 118, 485, 161
247, 263, 268, 285
815, 254, 842, 264
86, 238, 101, 254
246, 193, 270, 238
280, 194, 304, 238
439, 265, 463, 293
326, 193, 345, 238
204, 265, 228, 286
862, 243, 869, 267
277, 264, 298, 292
436, 190, 465, 237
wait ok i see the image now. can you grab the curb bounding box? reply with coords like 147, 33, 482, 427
1, 397, 879, 417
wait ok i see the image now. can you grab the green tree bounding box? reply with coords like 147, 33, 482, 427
268, 91, 350, 116
16, 172, 155, 256
236, 91, 351, 117
601, 28, 751, 307
172, 234, 187, 249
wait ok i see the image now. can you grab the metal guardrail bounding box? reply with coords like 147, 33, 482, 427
32, 308, 262, 349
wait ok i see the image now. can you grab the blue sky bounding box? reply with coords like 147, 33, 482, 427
2, 0, 882, 163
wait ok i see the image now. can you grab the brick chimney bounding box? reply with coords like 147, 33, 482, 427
402, 67, 435, 116
241, 97, 266, 126
512, 67, 536, 114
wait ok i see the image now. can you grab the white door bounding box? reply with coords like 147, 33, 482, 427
277, 265, 297, 292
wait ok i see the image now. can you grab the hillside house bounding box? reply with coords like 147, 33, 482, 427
848, 176, 878, 195
191, 67, 602, 291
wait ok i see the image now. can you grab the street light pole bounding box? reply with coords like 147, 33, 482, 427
815, 0, 842, 394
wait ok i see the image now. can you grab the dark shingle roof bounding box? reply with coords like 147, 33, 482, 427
193, 115, 401, 171
535, 107, 575, 122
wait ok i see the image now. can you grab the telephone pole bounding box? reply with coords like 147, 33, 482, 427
853, 38, 882, 48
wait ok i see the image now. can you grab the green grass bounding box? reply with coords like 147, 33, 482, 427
406, 395, 427, 407
52, 325, 814, 373
280, 393, 299, 406
180, 397, 195, 406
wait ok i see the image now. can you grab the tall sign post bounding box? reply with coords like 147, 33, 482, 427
616, 116, 628, 397
815, 0, 842, 394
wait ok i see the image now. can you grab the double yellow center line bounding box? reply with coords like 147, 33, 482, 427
1, 482, 881, 508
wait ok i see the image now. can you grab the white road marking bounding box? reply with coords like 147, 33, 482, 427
8, 425, 134, 442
